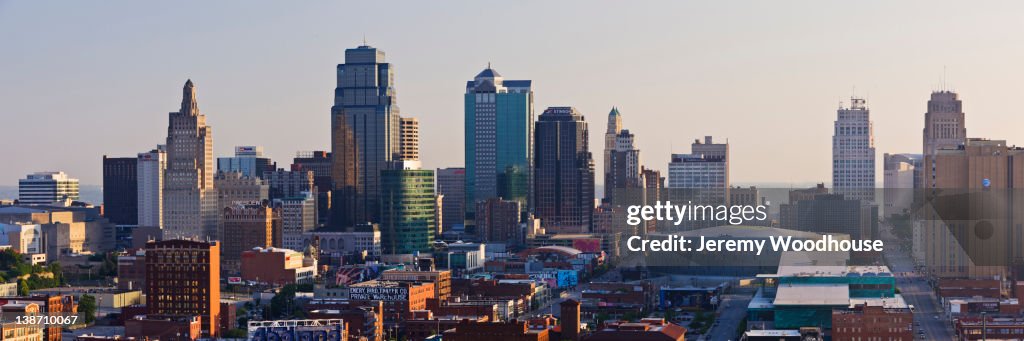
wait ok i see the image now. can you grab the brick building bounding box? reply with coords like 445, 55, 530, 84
145, 239, 221, 337
831, 304, 912, 341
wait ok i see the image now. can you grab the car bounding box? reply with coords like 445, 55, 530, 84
933, 315, 939, 319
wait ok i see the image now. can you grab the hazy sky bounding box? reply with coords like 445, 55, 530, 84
4, 1, 1024, 188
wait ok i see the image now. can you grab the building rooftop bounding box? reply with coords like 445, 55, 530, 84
744, 330, 802, 336
848, 294, 909, 309
774, 284, 849, 306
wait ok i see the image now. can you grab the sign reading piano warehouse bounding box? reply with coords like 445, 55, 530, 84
348, 286, 409, 301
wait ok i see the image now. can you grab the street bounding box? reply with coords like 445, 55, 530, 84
703, 293, 752, 341
884, 229, 954, 340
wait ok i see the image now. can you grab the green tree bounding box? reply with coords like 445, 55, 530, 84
16, 279, 29, 296
79, 294, 98, 324
223, 329, 247, 338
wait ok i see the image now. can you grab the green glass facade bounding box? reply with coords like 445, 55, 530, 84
465, 68, 533, 221
380, 169, 436, 255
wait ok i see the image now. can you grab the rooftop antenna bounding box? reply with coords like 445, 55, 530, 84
487, 61, 491, 69
942, 65, 948, 91
362, 34, 367, 46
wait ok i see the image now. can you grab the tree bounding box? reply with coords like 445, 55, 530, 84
79, 294, 97, 324
223, 329, 247, 338
16, 279, 29, 296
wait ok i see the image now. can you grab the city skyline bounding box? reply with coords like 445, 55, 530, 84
7, 1, 1024, 189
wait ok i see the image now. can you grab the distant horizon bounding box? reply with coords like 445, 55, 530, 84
6, 1, 1024, 188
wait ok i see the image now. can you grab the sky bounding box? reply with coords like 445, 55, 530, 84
3, 1, 1024, 189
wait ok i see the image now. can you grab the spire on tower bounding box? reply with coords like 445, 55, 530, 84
181, 79, 199, 116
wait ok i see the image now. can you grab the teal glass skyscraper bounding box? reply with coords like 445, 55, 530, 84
464, 65, 534, 221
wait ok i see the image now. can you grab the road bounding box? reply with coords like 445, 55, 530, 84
884, 227, 954, 340
703, 293, 752, 341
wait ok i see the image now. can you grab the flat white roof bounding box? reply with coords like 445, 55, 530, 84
774, 284, 849, 306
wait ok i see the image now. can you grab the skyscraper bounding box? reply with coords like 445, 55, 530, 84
667, 136, 729, 204
436, 168, 466, 230
103, 156, 138, 225
380, 165, 436, 255
18, 171, 79, 206
604, 107, 622, 178
216, 146, 275, 179
145, 239, 221, 337
475, 197, 521, 244
465, 65, 534, 217
882, 153, 921, 217
534, 107, 594, 233
292, 151, 332, 226
137, 146, 166, 228
832, 98, 876, 203
163, 79, 219, 240
923, 90, 967, 157
604, 120, 643, 206
399, 116, 420, 161
265, 168, 315, 201
331, 44, 400, 228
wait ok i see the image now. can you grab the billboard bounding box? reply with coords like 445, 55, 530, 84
556, 269, 578, 288
249, 319, 344, 341
348, 286, 409, 301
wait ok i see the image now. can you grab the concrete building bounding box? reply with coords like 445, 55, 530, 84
292, 151, 332, 226
399, 116, 420, 161
832, 98, 876, 203
222, 203, 279, 273
265, 168, 315, 201
276, 192, 317, 251
216, 146, 274, 179
18, 171, 79, 206
145, 239, 221, 337
103, 156, 138, 225
923, 90, 967, 157
136, 147, 166, 228
667, 136, 729, 204
304, 223, 382, 260
475, 197, 521, 245
465, 65, 535, 218
922, 138, 1024, 279
331, 44, 401, 227
380, 166, 436, 255
240, 247, 317, 285
163, 80, 219, 240
534, 107, 595, 234
436, 168, 466, 231
0, 223, 42, 255
214, 172, 268, 210
882, 153, 922, 217
603, 108, 644, 207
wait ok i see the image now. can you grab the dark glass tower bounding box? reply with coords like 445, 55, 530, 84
102, 156, 138, 225
331, 44, 400, 227
534, 107, 594, 234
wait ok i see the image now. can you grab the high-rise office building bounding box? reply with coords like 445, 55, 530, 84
922, 138, 1024, 279
266, 168, 315, 201
163, 80, 219, 240
331, 44, 401, 228
832, 98, 876, 203
292, 151, 332, 226
534, 107, 594, 233
604, 107, 622, 177
215, 172, 268, 210
276, 192, 317, 251
145, 239, 221, 337
380, 165, 436, 255
436, 168, 466, 230
883, 153, 922, 217
103, 156, 138, 225
222, 202, 280, 272
18, 171, 79, 206
605, 128, 643, 205
137, 147, 166, 228
922, 90, 967, 157
399, 116, 420, 161
475, 197, 521, 244
216, 146, 275, 179
465, 65, 534, 216
667, 136, 729, 204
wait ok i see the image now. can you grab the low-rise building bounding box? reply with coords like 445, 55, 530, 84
240, 247, 317, 285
